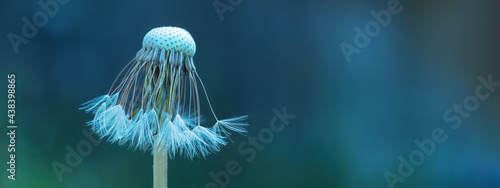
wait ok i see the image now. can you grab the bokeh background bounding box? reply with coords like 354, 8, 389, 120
1, 0, 500, 187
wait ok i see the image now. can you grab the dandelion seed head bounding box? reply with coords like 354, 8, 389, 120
80, 26, 248, 159
142, 26, 196, 57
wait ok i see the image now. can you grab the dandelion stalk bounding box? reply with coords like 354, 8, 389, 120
79, 26, 249, 188
153, 141, 168, 188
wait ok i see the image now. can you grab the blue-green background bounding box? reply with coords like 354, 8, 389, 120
1, 0, 500, 187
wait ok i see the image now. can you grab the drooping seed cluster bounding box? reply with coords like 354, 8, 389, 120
81, 26, 248, 158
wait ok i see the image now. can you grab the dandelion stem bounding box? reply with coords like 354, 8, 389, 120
153, 139, 168, 188
150, 62, 171, 188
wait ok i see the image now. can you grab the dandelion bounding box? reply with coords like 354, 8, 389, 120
80, 26, 248, 188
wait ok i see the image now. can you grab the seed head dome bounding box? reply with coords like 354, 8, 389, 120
142, 26, 196, 57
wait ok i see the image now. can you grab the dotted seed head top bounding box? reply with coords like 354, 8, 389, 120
142, 26, 196, 57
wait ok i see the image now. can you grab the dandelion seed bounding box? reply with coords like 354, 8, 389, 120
80, 26, 248, 188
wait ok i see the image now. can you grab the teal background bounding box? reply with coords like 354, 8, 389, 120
1, 0, 500, 187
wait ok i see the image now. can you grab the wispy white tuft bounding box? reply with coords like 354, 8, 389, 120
154, 114, 231, 159
213, 116, 249, 136
81, 93, 248, 159
79, 94, 119, 114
